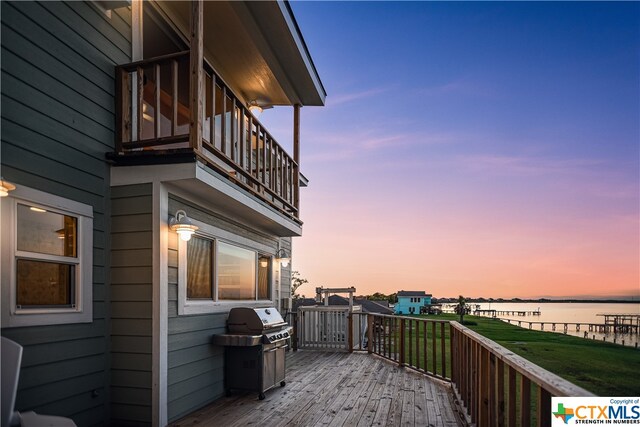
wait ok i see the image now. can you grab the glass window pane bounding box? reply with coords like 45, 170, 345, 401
218, 242, 256, 300
17, 204, 77, 257
258, 256, 271, 300
187, 236, 213, 299
16, 260, 74, 307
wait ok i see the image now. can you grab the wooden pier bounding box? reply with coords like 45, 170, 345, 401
597, 313, 640, 332
500, 318, 640, 335
474, 309, 541, 317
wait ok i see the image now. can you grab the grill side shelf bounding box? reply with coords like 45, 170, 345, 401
212, 334, 263, 346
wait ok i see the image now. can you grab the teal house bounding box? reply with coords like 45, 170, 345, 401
395, 291, 432, 315
0, 1, 324, 425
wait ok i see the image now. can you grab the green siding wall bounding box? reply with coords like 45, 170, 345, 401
166, 196, 290, 422
110, 184, 153, 427
1, 2, 130, 426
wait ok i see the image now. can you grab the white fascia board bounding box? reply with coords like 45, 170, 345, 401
111, 163, 302, 236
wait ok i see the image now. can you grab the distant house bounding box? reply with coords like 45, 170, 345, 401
293, 295, 393, 315
395, 291, 432, 315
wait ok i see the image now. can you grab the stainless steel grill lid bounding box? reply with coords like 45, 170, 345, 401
226, 307, 287, 334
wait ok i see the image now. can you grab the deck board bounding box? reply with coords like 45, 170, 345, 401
169, 351, 464, 427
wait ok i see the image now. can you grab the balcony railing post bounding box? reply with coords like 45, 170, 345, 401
136, 66, 143, 142
293, 104, 300, 217
154, 63, 161, 139
189, 0, 203, 152
115, 67, 125, 151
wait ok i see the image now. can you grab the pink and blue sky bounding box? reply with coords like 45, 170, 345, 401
262, 2, 639, 299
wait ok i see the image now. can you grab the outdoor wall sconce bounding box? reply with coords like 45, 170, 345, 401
259, 257, 269, 268
276, 249, 290, 268
0, 179, 16, 197
248, 100, 263, 116
169, 210, 198, 242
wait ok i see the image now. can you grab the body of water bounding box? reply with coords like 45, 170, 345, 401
468, 302, 640, 347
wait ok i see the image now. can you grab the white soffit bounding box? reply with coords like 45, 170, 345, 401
158, 0, 325, 107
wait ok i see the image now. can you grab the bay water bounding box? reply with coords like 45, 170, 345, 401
470, 302, 640, 347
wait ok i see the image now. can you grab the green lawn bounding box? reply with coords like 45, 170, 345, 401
421, 314, 640, 396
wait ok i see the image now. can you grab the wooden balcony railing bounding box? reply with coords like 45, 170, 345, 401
114, 51, 300, 220
293, 311, 595, 426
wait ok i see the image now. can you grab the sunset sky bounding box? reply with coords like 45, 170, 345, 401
261, 2, 639, 299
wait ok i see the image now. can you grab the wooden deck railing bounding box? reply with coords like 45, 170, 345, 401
293, 311, 595, 426
295, 306, 364, 351
449, 321, 594, 427
114, 51, 300, 220
367, 314, 451, 379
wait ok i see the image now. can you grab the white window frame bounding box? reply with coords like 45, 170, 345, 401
177, 218, 276, 315
1, 186, 93, 327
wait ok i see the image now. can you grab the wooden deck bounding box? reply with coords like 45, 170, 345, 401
170, 350, 464, 427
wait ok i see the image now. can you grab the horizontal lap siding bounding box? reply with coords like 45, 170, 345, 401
166, 196, 280, 422
0, 2, 130, 426
280, 237, 292, 302
110, 184, 153, 427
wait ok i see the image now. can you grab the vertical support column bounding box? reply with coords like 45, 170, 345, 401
131, 0, 143, 61
293, 104, 301, 217
152, 182, 169, 427
189, 0, 204, 152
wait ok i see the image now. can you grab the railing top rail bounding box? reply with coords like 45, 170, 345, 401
298, 306, 354, 312
370, 313, 450, 323
117, 51, 190, 71
450, 321, 595, 397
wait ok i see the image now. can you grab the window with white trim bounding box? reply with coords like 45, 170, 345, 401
1, 186, 93, 327
178, 232, 274, 315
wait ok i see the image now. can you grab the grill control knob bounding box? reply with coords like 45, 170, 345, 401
283, 332, 289, 337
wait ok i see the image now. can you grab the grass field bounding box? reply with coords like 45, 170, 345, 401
426, 314, 640, 396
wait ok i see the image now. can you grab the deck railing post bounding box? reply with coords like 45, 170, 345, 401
367, 314, 374, 354
348, 311, 354, 353
292, 312, 298, 351
399, 318, 405, 367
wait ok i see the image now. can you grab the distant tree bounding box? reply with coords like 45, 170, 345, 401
388, 293, 397, 304
370, 292, 388, 301
291, 271, 308, 301
455, 295, 467, 324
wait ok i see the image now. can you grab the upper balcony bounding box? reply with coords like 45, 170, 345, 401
108, 1, 325, 235
111, 51, 301, 224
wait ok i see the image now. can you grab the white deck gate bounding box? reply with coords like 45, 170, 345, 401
296, 306, 363, 350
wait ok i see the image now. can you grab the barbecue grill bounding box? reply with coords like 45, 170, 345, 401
213, 307, 292, 400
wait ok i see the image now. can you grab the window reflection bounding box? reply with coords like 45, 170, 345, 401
16, 260, 74, 307
17, 204, 77, 257
218, 242, 256, 300
187, 236, 213, 299
258, 256, 271, 300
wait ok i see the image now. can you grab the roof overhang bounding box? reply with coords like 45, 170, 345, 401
157, 0, 325, 108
